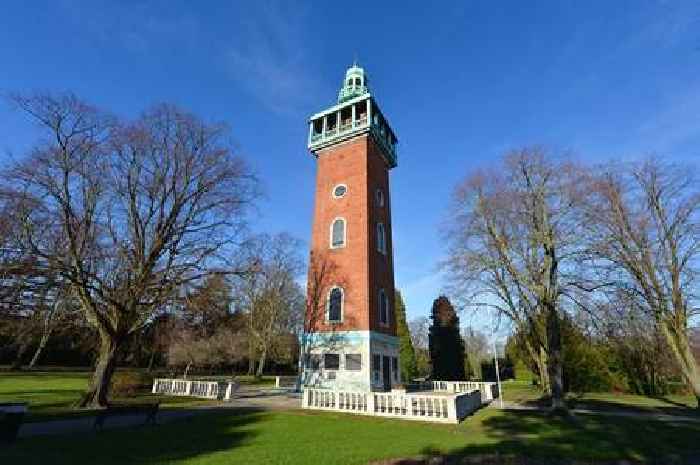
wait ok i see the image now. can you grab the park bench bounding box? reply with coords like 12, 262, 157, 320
0, 402, 27, 443
93, 402, 159, 432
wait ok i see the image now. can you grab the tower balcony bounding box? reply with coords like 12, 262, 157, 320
308, 95, 398, 168
338, 85, 369, 103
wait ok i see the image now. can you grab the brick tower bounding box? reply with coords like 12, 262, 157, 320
301, 64, 399, 392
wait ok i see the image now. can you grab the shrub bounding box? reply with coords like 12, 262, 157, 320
110, 371, 153, 397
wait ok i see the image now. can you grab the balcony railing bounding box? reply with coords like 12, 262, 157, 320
309, 116, 396, 166
338, 86, 369, 102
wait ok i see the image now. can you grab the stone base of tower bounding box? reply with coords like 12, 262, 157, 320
300, 330, 399, 392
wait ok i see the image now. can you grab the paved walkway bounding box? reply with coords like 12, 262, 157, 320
18, 387, 301, 438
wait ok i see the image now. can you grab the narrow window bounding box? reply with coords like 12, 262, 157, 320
324, 353, 340, 370
391, 357, 399, 382
372, 354, 381, 382
345, 354, 361, 371
330, 218, 346, 248
376, 188, 385, 207
377, 222, 386, 254
378, 289, 388, 324
327, 287, 343, 322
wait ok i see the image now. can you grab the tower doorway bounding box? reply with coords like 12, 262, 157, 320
382, 355, 391, 391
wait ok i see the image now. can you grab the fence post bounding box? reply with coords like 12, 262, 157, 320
366, 392, 375, 414
186, 380, 192, 396
446, 395, 458, 423
152, 379, 158, 394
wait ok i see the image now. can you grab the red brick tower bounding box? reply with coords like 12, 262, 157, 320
301, 64, 399, 392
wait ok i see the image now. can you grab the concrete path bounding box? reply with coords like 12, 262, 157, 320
18, 387, 302, 438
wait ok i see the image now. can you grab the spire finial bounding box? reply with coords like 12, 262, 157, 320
353, 53, 358, 67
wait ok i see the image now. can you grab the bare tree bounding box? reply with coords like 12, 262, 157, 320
0, 219, 72, 370
588, 159, 700, 407
445, 147, 591, 410
408, 316, 432, 378
462, 327, 489, 380
234, 233, 304, 378
408, 316, 430, 351
4, 93, 258, 407
167, 323, 245, 378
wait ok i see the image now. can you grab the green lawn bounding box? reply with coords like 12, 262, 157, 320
0, 371, 219, 421
568, 391, 698, 415
2, 373, 700, 464
2, 405, 700, 464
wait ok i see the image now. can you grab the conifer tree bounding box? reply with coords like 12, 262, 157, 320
429, 296, 465, 380
395, 290, 417, 382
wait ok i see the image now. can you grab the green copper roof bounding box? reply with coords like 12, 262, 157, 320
338, 64, 369, 103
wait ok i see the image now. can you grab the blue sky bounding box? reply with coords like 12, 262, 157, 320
1, 1, 699, 335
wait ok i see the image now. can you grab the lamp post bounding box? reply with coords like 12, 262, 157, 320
492, 336, 504, 408
489, 306, 504, 409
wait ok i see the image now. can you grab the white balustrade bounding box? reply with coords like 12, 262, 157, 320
431, 381, 499, 403
275, 376, 299, 389
152, 378, 238, 401
302, 388, 481, 424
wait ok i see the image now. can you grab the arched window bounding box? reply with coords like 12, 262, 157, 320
354, 77, 361, 86
327, 287, 343, 322
377, 222, 386, 254
330, 218, 346, 248
378, 288, 389, 324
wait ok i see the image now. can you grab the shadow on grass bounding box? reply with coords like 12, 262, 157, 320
384, 410, 700, 465
564, 396, 700, 418
513, 391, 699, 420
0, 408, 265, 465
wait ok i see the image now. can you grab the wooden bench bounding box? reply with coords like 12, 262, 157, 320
93, 402, 160, 432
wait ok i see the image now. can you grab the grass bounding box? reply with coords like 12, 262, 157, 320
0, 371, 219, 421
2, 405, 699, 464
2, 373, 699, 464
501, 374, 698, 416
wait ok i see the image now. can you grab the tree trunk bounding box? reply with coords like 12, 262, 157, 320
78, 335, 119, 409
537, 345, 551, 394
247, 338, 257, 375
184, 362, 192, 379
523, 336, 550, 393
28, 330, 51, 368
147, 350, 156, 373
545, 304, 565, 412
660, 320, 700, 409
256, 348, 267, 378
10, 339, 31, 371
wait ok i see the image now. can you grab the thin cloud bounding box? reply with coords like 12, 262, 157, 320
57, 0, 201, 54
223, 3, 325, 115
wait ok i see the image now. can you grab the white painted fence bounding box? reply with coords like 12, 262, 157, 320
275, 376, 299, 389
151, 378, 238, 401
302, 388, 482, 424
431, 381, 499, 403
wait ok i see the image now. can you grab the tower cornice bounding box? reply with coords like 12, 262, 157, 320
307, 93, 397, 169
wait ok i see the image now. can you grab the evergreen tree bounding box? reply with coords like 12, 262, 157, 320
395, 290, 417, 382
428, 296, 465, 380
